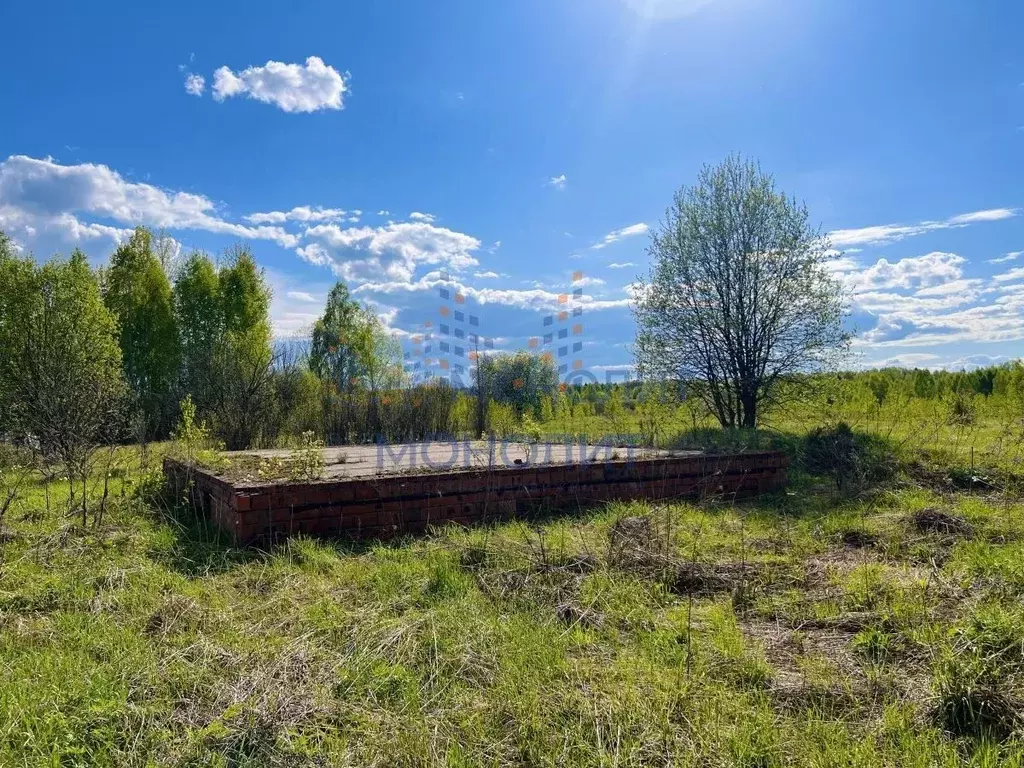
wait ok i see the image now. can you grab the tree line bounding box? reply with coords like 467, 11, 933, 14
0, 228, 576, 468
0, 229, 442, 458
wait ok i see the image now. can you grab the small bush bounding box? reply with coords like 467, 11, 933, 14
947, 390, 977, 426
290, 431, 325, 482
933, 673, 1020, 741
801, 422, 894, 493
932, 646, 1022, 742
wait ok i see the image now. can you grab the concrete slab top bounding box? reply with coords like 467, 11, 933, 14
213, 441, 703, 483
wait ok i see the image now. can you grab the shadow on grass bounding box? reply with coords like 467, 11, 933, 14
151, 498, 263, 577
152, 485, 439, 576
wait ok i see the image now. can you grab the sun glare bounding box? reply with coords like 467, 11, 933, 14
622, 0, 717, 20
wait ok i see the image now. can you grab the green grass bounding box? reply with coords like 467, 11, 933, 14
3, 443, 1024, 765
532, 389, 1024, 478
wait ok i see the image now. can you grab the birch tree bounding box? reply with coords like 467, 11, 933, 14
633, 156, 848, 428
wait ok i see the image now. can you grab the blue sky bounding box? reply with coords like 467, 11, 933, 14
1, 0, 1023, 379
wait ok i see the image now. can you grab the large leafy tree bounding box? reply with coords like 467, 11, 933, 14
309, 281, 367, 391
211, 246, 276, 449
173, 251, 222, 415
478, 351, 558, 418
0, 242, 126, 516
633, 155, 848, 428
103, 227, 180, 437
171, 246, 277, 449
308, 281, 404, 394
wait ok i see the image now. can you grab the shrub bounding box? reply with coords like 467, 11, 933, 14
932, 651, 1021, 741
291, 431, 325, 482
801, 422, 894, 493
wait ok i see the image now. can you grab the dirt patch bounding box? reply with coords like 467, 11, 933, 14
912, 508, 974, 537
556, 600, 604, 629
476, 566, 585, 611
840, 529, 879, 549
742, 620, 886, 717
607, 516, 663, 568
801, 548, 881, 593
666, 562, 759, 597
797, 611, 880, 633
543, 553, 599, 575
609, 516, 654, 549
144, 595, 208, 637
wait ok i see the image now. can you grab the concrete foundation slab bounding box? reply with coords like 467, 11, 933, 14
164, 441, 788, 545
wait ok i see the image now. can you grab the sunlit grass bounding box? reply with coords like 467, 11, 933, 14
3, 436, 1024, 764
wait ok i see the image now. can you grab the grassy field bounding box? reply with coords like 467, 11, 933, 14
3, 431, 1024, 767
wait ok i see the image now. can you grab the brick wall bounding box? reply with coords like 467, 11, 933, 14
164, 451, 788, 545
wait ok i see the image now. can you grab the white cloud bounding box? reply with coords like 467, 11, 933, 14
547, 174, 567, 190
244, 206, 349, 225
211, 56, 349, 113
590, 364, 637, 377
989, 250, 1022, 264
295, 243, 334, 268
852, 290, 979, 314
0, 154, 298, 249
914, 278, 984, 297
592, 222, 648, 250
184, 74, 205, 96
828, 208, 1018, 248
409, 212, 436, 223
301, 221, 481, 283
264, 269, 333, 338
354, 271, 633, 312
859, 352, 1013, 371
377, 209, 390, 216
993, 266, 1024, 283
861, 353, 941, 369
824, 255, 861, 274
947, 209, 1017, 225
842, 251, 966, 293
836, 248, 1024, 348
947, 354, 1010, 370
607, 262, 636, 269
474, 270, 501, 279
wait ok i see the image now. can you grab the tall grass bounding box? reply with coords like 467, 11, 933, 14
3, 443, 1024, 764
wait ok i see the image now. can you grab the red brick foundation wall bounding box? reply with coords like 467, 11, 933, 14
164, 451, 788, 545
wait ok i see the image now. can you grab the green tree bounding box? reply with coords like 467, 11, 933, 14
211, 246, 276, 449
355, 309, 405, 437
173, 251, 223, 416
308, 284, 405, 440
0, 244, 126, 522
354, 309, 405, 394
913, 369, 937, 399
0, 231, 25, 436
479, 352, 558, 419
103, 228, 180, 438
309, 281, 368, 391
634, 155, 849, 428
